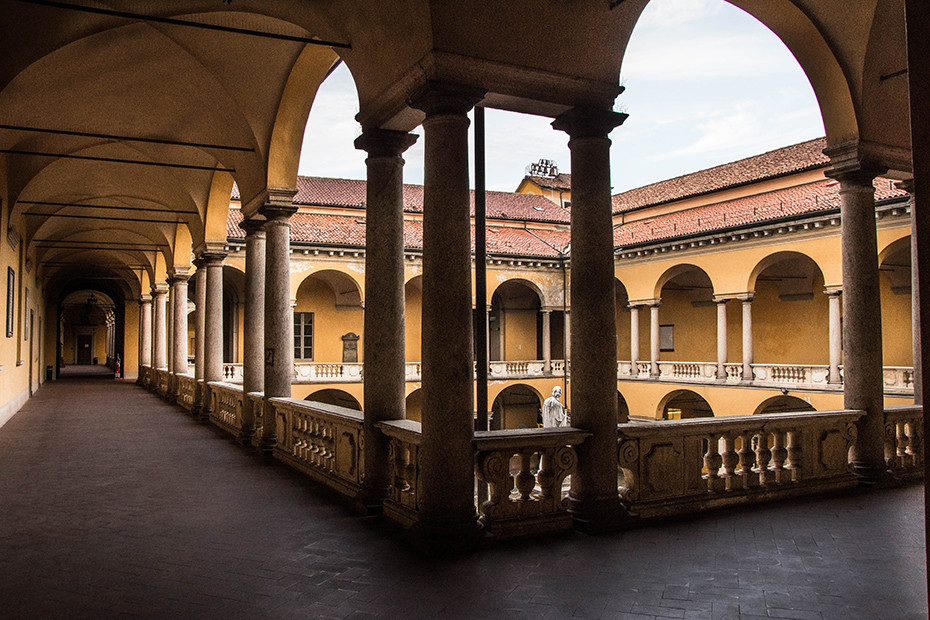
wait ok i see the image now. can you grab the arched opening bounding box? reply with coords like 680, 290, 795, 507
405, 388, 422, 423
490, 384, 543, 430
659, 389, 714, 419
615, 278, 631, 361
306, 389, 361, 411
405, 276, 422, 363
750, 252, 827, 365
222, 266, 245, 364
878, 237, 912, 367
753, 395, 816, 415
490, 280, 543, 362
294, 270, 364, 364
656, 265, 715, 363
59, 289, 116, 369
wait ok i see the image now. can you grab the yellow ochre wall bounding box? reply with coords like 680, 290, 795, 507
294, 277, 364, 363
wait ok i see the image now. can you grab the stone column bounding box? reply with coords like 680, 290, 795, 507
650, 302, 660, 377
354, 128, 418, 507
408, 84, 484, 542
152, 283, 168, 370
715, 297, 728, 380
740, 294, 753, 381
260, 189, 298, 452
541, 309, 552, 372
201, 250, 226, 415
139, 294, 152, 372
240, 219, 266, 441
904, 184, 921, 404
826, 288, 843, 384
193, 260, 206, 413
168, 269, 190, 399
166, 284, 174, 374
824, 150, 886, 484
563, 309, 571, 362
553, 106, 627, 532
629, 304, 640, 376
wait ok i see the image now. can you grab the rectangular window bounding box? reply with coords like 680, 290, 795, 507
5, 267, 14, 338
659, 324, 674, 352
294, 312, 313, 360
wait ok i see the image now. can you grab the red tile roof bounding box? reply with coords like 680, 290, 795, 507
228, 208, 569, 258
612, 138, 830, 213
614, 177, 907, 248
232, 177, 570, 224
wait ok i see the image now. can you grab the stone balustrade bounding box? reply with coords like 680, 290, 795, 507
271, 398, 365, 499
884, 405, 923, 479
474, 427, 589, 538
377, 419, 423, 528
293, 362, 363, 383
883, 367, 915, 392
221, 364, 243, 382
177, 374, 197, 413
208, 382, 246, 439
248, 391, 264, 448
155, 368, 170, 397
617, 409, 863, 519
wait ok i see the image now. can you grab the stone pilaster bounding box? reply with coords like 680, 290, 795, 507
354, 128, 418, 508
259, 189, 299, 452
408, 83, 484, 542
552, 105, 628, 532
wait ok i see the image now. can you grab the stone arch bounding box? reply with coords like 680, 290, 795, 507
747, 251, 826, 293
490, 279, 544, 362
306, 388, 361, 411
491, 383, 543, 430
404, 275, 423, 363
878, 235, 913, 367
657, 389, 714, 419
294, 269, 364, 364
753, 395, 816, 415
405, 388, 423, 423
296, 268, 364, 308
616, 277, 631, 361
654, 264, 715, 300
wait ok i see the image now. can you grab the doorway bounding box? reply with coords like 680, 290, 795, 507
77, 334, 93, 364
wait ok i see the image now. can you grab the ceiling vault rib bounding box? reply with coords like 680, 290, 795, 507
22, 212, 185, 224
14, 0, 352, 48
0, 124, 255, 152
0, 148, 234, 172
18, 201, 198, 214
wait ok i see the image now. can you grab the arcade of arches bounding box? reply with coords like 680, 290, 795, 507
1, 1, 929, 560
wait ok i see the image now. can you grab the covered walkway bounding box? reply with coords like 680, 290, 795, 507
0, 377, 925, 619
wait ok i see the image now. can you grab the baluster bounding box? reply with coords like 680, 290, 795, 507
905, 420, 921, 467
896, 421, 909, 469
720, 434, 739, 491
536, 449, 555, 500
703, 435, 724, 492
736, 432, 754, 489
770, 430, 787, 484
515, 452, 535, 500
755, 431, 773, 486
786, 430, 801, 482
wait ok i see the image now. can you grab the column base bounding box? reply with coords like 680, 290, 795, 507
851, 461, 895, 487
568, 492, 633, 534
404, 515, 486, 554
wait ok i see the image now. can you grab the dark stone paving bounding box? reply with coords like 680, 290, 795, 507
0, 376, 926, 619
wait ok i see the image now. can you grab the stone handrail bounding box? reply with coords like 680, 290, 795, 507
883, 367, 915, 391
474, 427, 590, 538
884, 405, 923, 479
752, 363, 830, 387
377, 419, 423, 528
293, 362, 363, 383
617, 409, 862, 519
177, 374, 197, 412
271, 397, 365, 499
208, 382, 246, 439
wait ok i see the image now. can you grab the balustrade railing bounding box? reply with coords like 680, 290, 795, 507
177, 374, 197, 412
221, 364, 243, 382
884, 405, 923, 479
208, 382, 246, 439
378, 419, 423, 528
617, 409, 863, 519
155, 369, 170, 396
293, 362, 363, 382
474, 428, 589, 538
884, 367, 915, 391
248, 392, 264, 449
272, 398, 365, 499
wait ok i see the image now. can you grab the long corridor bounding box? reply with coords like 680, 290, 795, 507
0, 376, 926, 619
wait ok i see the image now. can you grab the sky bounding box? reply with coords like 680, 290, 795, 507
297, 0, 826, 194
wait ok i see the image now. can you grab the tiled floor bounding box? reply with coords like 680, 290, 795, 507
0, 373, 926, 619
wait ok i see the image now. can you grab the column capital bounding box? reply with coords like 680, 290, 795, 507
824, 286, 843, 297
167, 266, 191, 283
140, 293, 152, 303
629, 297, 660, 308
195, 240, 227, 263
259, 187, 298, 221
239, 217, 267, 236
734, 292, 754, 303
151, 282, 169, 295
823, 140, 887, 185
552, 107, 627, 139
407, 81, 485, 117
712, 294, 734, 304
354, 128, 419, 158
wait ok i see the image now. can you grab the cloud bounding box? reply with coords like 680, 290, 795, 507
636, 0, 724, 28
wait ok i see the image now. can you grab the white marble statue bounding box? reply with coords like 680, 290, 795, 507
541, 386, 567, 427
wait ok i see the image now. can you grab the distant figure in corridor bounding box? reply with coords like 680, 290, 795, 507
541, 386, 567, 427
